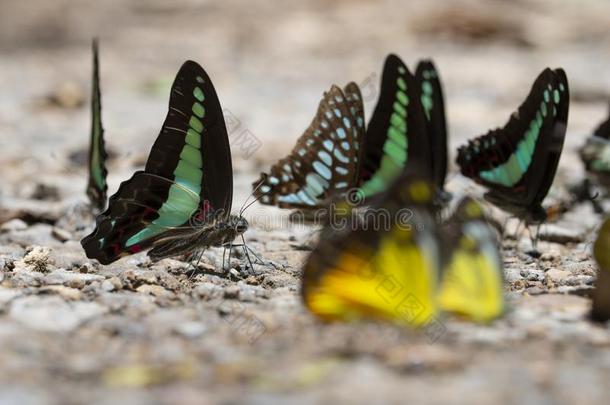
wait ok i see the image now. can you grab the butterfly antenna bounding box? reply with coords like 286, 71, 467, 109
239, 179, 266, 216
241, 192, 266, 215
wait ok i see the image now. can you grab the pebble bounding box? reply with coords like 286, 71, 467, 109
545, 268, 571, 283
0, 219, 27, 233
101, 277, 122, 292
224, 285, 240, 299
173, 321, 207, 339
194, 283, 223, 300
136, 284, 173, 298
38, 285, 83, 300
19, 246, 52, 273
51, 227, 72, 242
9, 295, 106, 332
121, 269, 158, 287
43, 269, 104, 286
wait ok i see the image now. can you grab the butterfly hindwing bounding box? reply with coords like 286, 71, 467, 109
358, 54, 430, 200
438, 197, 505, 323
86, 38, 108, 211
82, 61, 232, 264
456, 68, 569, 221
254, 83, 365, 209
302, 170, 441, 327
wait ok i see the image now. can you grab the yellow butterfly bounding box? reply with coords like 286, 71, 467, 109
302, 173, 441, 327
592, 218, 610, 322
301, 174, 505, 327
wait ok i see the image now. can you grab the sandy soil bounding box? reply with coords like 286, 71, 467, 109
2, 0, 610, 403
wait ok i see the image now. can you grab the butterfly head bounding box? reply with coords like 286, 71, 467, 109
229, 214, 249, 236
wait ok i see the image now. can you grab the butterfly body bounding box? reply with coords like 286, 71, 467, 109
456, 68, 569, 224
82, 61, 239, 265
146, 214, 247, 261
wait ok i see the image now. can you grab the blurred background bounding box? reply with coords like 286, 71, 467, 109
3, 0, 610, 199
2, 0, 610, 403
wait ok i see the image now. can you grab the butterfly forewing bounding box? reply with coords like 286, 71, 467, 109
415, 60, 448, 190
358, 54, 429, 200
82, 61, 232, 264
86, 38, 108, 211
254, 83, 365, 209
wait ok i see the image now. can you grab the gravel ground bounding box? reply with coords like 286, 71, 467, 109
2, 0, 610, 404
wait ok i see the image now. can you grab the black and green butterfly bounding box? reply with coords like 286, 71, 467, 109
81, 61, 247, 265
456, 68, 570, 224
301, 169, 504, 326
86, 38, 108, 211
253, 54, 448, 208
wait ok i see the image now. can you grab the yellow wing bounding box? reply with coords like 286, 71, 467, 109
437, 200, 505, 323
592, 218, 610, 322
303, 216, 441, 327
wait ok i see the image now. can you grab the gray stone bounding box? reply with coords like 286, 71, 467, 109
9, 295, 106, 332
43, 268, 104, 287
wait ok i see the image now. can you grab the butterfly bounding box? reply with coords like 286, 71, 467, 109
301, 169, 441, 327
456, 68, 569, 224
437, 197, 505, 323
580, 104, 610, 186
301, 169, 505, 326
81, 61, 247, 265
591, 217, 610, 322
253, 54, 448, 209
358, 55, 448, 202
253, 83, 365, 209
86, 38, 108, 211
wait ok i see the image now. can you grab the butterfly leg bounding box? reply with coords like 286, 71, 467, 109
245, 245, 265, 265
527, 223, 542, 258
187, 249, 206, 282
222, 247, 227, 270
514, 219, 524, 240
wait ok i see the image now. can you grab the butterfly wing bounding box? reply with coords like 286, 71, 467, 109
579, 105, 610, 184
415, 60, 448, 191
592, 218, 610, 322
357, 54, 430, 200
302, 171, 441, 327
456, 68, 569, 220
253, 83, 365, 209
437, 198, 505, 323
86, 38, 108, 211
82, 61, 232, 264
